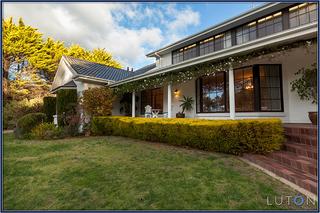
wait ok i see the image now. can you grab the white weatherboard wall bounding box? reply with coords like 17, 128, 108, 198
51, 59, 75, 90
161, 43, 317, 123
158, 52, 172, 68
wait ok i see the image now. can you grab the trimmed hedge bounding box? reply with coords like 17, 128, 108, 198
43, 96, 56, 122
91, 116, 284, 155
31, 123, 64, 140
56, 89, 78, 126
14, 113, 47, 139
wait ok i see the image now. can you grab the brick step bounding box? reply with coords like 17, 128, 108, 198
285, 134, 317, 147
243, 154, 318, 194
268, 151, 317, 176
284, 124, 317, 137
284, 142, 318, 160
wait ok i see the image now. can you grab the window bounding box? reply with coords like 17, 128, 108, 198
172, 49, 184, 64
141, 88, 163, 113
234, 67, 255, 112
196, 72, 228, 113
199, 32, 231, 56
236, 21, 257, 45
184, 44, 197, 60
200, 37, 214, 56
257, 12, 282, 38
259, 65, 282, 111
234, 65, 283, 112
289, 3, 318, 28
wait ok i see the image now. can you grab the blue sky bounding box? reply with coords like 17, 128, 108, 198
4, 2, 263, 69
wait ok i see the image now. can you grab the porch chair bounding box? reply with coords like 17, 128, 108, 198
144, 105, 152, 118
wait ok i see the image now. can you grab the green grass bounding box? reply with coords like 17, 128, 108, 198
3, 133, 316, 210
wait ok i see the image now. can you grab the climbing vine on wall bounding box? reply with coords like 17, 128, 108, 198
113, 39, 316, 95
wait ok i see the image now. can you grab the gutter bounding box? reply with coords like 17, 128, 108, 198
110, 22, 317, 87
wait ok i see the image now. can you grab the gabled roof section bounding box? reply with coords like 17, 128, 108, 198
63, 56, 132, 82
51, 80, 77, 93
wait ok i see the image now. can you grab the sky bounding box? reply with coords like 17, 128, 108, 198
3, 2, 263, 69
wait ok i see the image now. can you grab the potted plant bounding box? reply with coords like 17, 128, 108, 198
176, 96, 194, 118
290, 63, 317, 125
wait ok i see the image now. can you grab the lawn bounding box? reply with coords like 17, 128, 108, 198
3, 133, 316, 210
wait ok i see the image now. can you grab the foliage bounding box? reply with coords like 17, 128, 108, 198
81, 87, 114, 116
43, 96, 57, 122
4, 98, 43, 130
2, 17, 43, 99
14, 113, 46, 139
114, 39, 317, 95
179, 96, 194, 113
31, 123, 64, 140
64, 113, 82, 137
9, 66, 51, 101
56, 89, 78, 126
28, 38, 67, 80
91, 117, 284, 155
290, 63, 317, 104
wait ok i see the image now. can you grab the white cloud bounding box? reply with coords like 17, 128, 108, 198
3, 3, 200, 68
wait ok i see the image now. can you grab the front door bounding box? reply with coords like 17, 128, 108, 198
141, 88, 163, 113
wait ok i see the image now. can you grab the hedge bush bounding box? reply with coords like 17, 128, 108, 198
14, 113, 47, 139
43, 96, 56, 122
56, 89, 78, 126
31, 123, 64, 140
91, 117, 284, 155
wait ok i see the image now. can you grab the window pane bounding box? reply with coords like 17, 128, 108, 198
259, 65, 282, 111
289, 3, 317, 28
234, 67, 254, 112
199, 72, 228, 112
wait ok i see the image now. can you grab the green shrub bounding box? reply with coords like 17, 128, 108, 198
43, 96, 56, 122
56, 89, 78, 126
31, 123, 64, 140
91, 117, 284, 155
4, 98, 43, 130
14, 113, 47, 139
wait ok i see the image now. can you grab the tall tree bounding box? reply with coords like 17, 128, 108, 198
2, 17, 43, 99
28, 38, 67, 80
87, 48, 122, 69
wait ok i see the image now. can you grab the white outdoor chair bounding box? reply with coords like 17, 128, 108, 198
144, 105, 152, 118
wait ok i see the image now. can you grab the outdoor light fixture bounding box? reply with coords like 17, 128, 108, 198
174, 89, 180, 97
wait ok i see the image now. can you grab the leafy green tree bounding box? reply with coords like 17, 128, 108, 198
28, 38, 67, 80
87, 48, 122, 69
2, 17, 43, 99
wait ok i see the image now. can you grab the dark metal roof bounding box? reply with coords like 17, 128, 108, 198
64, 56, 132, 82
62, 80, 77, 87
64, 55, 156, 82
128, 63, 156, 77
50, 80, 77, 93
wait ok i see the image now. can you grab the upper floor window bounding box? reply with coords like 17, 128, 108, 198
289, 3, 317, 28
236, 21, 257, 45
184, 44, 197, 60
172, 49, 184, 64
257, 12, 282, 38
199, 32, 231, 56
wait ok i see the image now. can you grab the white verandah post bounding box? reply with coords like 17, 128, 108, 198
228, 66, 235, 120
132, 91, 136, 117
167, 83, 172, 118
